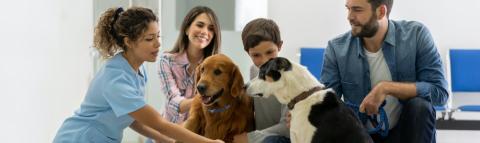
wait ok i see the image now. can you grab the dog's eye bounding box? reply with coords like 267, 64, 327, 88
214, 69, 222, 75
267, 70, 281, 81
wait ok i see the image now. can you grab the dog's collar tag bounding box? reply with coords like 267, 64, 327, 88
207, 104, 231, 113
288, 86, 324, 110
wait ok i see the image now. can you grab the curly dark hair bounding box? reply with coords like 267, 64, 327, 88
93, 6, 158, 58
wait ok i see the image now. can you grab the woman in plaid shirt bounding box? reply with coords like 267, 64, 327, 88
158, 6, 221, 124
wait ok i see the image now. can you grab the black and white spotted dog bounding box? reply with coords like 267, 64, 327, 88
246, 57, 372, 143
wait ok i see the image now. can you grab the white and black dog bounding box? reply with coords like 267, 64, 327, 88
246, 57, 372, 143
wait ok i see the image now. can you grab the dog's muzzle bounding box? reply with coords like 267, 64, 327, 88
197, 83, 207, 95
244, 82, 263, 97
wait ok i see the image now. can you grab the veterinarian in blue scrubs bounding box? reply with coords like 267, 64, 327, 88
53, 6, 223, 143
321, 0, 448, 143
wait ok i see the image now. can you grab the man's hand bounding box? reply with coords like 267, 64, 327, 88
359, 82, 388, 115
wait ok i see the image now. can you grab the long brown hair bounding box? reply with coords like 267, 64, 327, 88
169, 6, 221, 58
93, 7, 158, 58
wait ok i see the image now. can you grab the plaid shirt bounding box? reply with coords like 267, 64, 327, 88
158, 52, 195, 123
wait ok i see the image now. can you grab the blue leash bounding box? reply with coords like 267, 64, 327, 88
207, 104, 231, 113
344, 101, 389, 138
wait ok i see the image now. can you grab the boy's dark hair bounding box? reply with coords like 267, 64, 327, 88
368, 0, 393, 18
241, 18, 282, 52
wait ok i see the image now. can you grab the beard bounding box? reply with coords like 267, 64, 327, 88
350, 13, 379, 38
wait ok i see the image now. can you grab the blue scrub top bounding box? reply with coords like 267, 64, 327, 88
53, 53, 147, 143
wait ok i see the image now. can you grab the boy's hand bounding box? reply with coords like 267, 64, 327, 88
233, 132, 248, 143
286, 111, 291, 129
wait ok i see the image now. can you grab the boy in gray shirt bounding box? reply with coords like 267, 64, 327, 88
233, 18, 290, 143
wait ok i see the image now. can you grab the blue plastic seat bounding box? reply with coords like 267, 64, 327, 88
450, 49, 480, 113
458, 105, 480, 112
299, 47, 325, 81
435, 106, 446, 111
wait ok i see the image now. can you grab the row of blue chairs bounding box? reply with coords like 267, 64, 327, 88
299, 48, 480, 120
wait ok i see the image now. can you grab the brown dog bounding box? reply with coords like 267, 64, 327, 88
183, 54, 254, 142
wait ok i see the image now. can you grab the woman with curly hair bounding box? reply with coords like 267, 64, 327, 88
52, 6, 223, 143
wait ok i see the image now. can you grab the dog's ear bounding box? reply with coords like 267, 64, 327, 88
230, 64, 244, 97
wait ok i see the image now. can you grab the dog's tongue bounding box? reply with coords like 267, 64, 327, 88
201, 96, 212, 104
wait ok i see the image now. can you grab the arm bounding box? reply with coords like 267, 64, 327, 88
260, 105, 290, 137
130, 120, 175, 143
320, 42, 343, 98
359, 81, 416, 115
377, 81, 416, 100
129, 105, 222, 143
414, 24, 449, 106
360, 23, 449, 114
158, 57, 192, 122
238, 104, 290, 143
242, 105, 290, 142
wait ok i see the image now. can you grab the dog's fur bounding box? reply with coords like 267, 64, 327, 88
246, 57, 371, 143
183, 54, 254, 142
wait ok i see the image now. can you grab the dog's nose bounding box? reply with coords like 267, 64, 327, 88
243, 82, 250, 90
197, 83, 207, 94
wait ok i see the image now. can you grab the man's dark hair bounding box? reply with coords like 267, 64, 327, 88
368, 0, 393, 18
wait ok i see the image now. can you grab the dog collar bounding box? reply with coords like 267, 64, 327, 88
207, 104, 231, 113
288, 86, 324, 110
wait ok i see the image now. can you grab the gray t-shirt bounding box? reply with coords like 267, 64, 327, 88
247, 65, 290, 142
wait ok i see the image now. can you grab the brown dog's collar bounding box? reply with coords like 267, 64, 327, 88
288, 86, 324, 110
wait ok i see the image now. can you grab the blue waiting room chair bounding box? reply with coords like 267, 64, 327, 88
299, 47, 325, 81
449, 49, 480, 113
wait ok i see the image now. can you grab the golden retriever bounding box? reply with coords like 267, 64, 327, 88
183, 54, 254, 142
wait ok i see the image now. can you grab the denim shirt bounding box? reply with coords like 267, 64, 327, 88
321, 20, 448, 106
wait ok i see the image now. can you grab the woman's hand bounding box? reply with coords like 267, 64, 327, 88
154, 139, 175, 143
210, 139, 225, 143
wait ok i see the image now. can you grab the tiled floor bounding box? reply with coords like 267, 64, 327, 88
122, 126, 480, 143
437, 130, 480, 143
436, 113, 480, 142
436, 93, 480, 143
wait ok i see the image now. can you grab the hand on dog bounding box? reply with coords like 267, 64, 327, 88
211, 139, 225, 143
233, 133, 248, 143
156, 139, 175, 143
359, 82, 387, 116
286, 111, 291, 129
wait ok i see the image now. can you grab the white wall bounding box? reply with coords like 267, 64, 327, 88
0, 0, 93, 142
